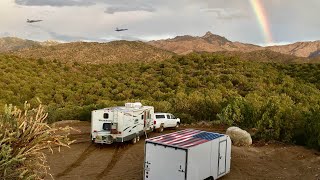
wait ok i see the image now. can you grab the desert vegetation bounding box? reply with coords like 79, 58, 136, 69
0, 103, 73, 179
12, 41, 173, 64
0, 53, 319, 149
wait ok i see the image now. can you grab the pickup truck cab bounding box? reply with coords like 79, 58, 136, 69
153, 113, 180, 133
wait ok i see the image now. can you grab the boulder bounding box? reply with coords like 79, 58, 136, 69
226, 126, 252, 146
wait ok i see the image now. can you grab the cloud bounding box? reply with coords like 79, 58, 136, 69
201, 8, 248, 20
105, 5, 155, 14
4, 0, 320, 45
15, 0, 95, 7
47, 31, 88, 42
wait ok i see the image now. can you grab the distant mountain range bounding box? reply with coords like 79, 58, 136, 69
0, 37, 59, 52
149, 31, 320, 59
11, 41, 173, 64
148, 32, 261, 55
0, 33, 319, 64
267, 41, 320, 58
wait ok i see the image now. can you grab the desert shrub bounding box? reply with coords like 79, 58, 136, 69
0, 103, 73, 179
255, 95, 298, 142
217, 96, 256, 128
303, 108, 320, 150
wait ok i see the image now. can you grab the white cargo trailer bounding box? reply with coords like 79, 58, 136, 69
144, 129, 231, 180
91, 102, 154, 144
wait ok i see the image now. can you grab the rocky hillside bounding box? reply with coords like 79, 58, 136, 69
12, 41, 173, 64
149, 32, 320, 59
213, 50, 310, 64
148, 31, 262, 55
267, 41, 320, 58
0, 37, 41, 52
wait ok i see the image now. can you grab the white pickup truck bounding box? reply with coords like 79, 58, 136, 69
153, 113, 180, 133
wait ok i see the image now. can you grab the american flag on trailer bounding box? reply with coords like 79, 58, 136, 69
147, 129, 224, 149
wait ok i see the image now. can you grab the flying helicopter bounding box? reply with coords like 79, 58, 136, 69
27, 19, 43, 23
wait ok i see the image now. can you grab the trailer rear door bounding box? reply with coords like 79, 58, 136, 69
145, 143, 186, 180
218, 140, 227, 176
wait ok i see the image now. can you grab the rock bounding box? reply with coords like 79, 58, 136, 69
226, 126, 252, 146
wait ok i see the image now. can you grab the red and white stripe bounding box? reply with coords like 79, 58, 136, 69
147, 129, 208, 148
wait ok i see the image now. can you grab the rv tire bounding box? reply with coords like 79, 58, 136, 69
137, 135, 140, 142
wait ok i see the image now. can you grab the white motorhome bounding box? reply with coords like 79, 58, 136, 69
144, 129, 231, 180
91, 102, 154, 144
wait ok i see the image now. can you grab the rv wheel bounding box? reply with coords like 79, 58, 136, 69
137, 136, 140, 142
132, 137, 137, 144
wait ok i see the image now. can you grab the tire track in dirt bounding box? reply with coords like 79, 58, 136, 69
95, 143, 131, 180
56, 144, 96, 178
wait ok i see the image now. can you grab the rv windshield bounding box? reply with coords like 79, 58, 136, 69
102, 123, 112, 131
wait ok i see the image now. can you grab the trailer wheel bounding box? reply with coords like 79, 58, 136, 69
204, 176, 214, 180
137, 135, 140, 142
132, 137, 137, 144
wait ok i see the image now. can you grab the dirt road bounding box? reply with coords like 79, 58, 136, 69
46, 121, 320, 180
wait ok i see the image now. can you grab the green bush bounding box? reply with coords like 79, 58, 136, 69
303, 108, 320, 150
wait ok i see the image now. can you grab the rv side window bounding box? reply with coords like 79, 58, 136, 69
102, 123, 111, 131
156, 115, 165, 119
103, 113, 109, 119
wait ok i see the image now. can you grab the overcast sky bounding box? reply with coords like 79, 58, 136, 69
0, 0, 319, 45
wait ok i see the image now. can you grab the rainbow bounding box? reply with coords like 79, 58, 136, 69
249, 0, 273, 44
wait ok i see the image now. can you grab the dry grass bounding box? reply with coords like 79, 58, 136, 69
0, 103, 74, 179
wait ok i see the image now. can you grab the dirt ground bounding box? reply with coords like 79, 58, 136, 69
46, 121, 320, 180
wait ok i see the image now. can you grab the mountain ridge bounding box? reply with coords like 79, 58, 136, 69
148, 31, 320, 58
1, 34, 319, 64
148, 31, 261, 55
10, 40, 173, 64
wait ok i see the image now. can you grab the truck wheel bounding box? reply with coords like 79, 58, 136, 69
132, 137, 137, 144
158, 126, 164, 133
175, 123, 180, 129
